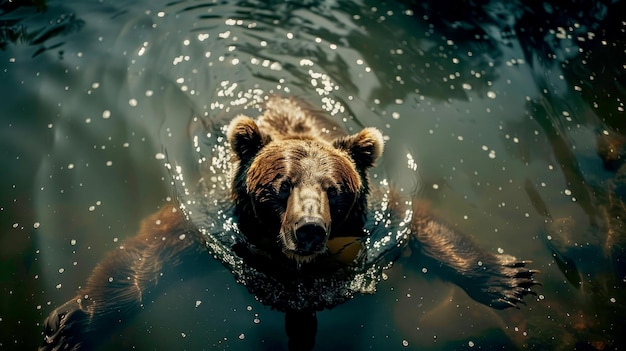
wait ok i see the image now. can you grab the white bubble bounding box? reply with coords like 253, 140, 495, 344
487, 91, 497, 99
155, 153, 166, 160
128, 98, 138, 107
402, 340, 409, 347
102, 110, 111, 119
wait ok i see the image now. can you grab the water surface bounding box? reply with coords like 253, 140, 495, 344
1, 0, 624, 350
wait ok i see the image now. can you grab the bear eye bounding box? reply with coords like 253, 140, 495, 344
278, 180, 292, 197
327, 186, 339, 198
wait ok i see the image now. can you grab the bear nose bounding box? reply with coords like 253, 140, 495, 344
294, 217, 327, 254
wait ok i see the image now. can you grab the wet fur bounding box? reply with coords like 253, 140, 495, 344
228, 98, 383, 263
40, 205, 203, 351
40, 97, 539, 351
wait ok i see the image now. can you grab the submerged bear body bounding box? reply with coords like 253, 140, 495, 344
40, 97, 539, 351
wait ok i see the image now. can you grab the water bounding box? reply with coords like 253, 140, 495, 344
1, 0, 624, 350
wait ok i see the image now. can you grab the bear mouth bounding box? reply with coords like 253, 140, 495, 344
283, 249, 326, 265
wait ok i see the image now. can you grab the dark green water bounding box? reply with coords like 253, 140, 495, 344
1, 0, 624, 350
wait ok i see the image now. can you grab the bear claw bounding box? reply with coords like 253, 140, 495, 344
40, 299, 90, 351
471, 256, 541, 309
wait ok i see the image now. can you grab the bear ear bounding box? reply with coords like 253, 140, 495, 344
227, 115, 269, 162
332, 127, 384, 169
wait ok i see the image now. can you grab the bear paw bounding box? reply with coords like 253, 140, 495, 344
480, 254, 540, 309
40, 299, 91, 351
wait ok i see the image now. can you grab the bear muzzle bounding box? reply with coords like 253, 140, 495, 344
292, 216, 328, 256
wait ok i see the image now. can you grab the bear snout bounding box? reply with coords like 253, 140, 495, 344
293, 217, 328, 254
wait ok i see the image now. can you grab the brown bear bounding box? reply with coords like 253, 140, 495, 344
40, 97, 538, 351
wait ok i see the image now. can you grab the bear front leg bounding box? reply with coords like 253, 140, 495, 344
410, 203, 539, 309
40, 205, 203, 351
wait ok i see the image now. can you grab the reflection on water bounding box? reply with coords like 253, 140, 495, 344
1, 0, 624, 350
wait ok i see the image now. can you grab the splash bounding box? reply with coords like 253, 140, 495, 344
164, 115, 412, 312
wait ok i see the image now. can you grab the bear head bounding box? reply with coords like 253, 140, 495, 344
227, 115, 384, 264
